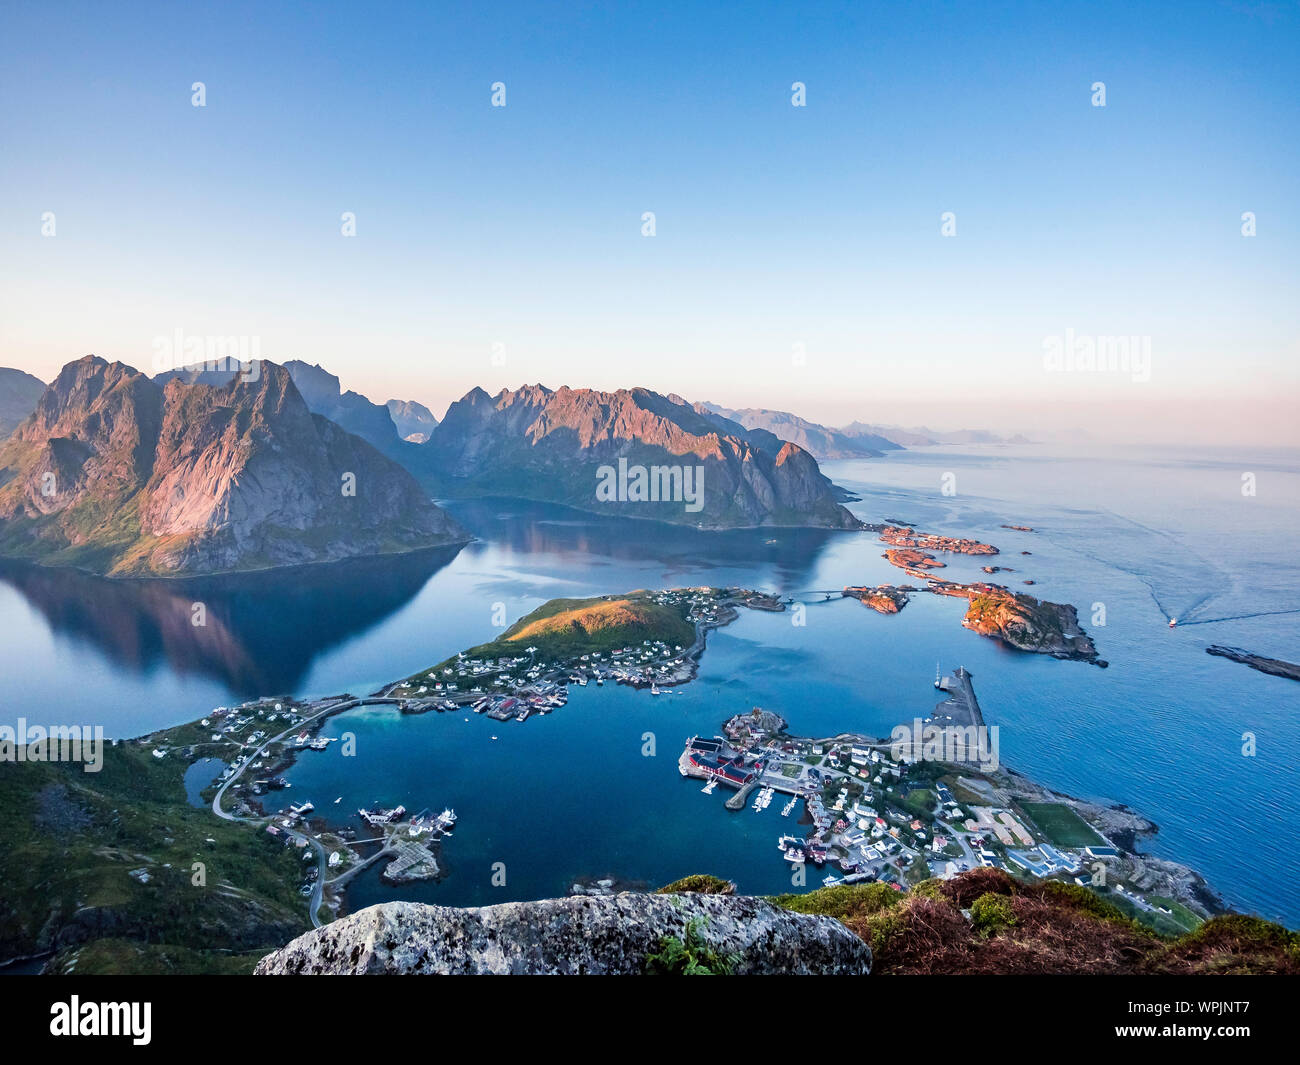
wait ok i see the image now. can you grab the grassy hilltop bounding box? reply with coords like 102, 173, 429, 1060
403, 593, 697, 686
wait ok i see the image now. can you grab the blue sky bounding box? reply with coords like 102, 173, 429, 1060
1, 1, 1297, 443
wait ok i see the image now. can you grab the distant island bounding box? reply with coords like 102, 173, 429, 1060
846, 581, 1104, 665
696, 402, 1034, 461
697, 402, 899, 459
391, 570, 1107, 728
851, 524, 1104, 665
409, 595, 696, 679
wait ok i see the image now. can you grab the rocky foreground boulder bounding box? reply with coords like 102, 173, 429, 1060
255, 893, 873, 975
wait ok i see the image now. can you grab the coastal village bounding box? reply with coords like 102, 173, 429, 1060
139, 573, 1201, 936
387, 587, 784, 717
676, 667, 1207, 935
143, 587, 776, 923
150, 694, 459, 924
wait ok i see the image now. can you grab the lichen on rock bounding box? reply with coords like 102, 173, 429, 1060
254, 893, 873, 975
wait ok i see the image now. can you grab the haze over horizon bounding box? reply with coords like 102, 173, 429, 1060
2, 1, 1297, 447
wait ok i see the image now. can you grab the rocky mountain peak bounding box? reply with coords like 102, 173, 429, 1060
416, 382, 863, 530
0, 356, 467, 576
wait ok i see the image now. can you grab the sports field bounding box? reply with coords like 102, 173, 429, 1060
1020, 802, 1105, 848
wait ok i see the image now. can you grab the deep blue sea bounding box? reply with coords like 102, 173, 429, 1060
2, 444, 1297, 925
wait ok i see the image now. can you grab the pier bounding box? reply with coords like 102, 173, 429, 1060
329, 844, 394, 888
725, 780, 761, 811
929, 666, 984, 729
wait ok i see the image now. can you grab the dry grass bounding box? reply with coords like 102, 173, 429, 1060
508, 599, 649, 640
775, 868, 1300, 975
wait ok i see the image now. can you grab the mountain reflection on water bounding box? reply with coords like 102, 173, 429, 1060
0, 545, 463, 695
0, 497, 852, 704
450, 497, 845, 586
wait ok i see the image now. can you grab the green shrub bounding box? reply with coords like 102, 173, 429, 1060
770, 881, 901, 920
644, 918, 738, 975
909, 877, 947, 901
1036, 879, 1133, 925
656, 874, 734, 895
970, 892, 1017, 936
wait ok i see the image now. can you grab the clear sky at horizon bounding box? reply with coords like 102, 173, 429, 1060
1, 1, 1297, 444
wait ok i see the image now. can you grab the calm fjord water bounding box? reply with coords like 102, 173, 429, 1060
2, 444, 1297, 925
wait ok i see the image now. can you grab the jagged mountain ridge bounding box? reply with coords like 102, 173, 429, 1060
281, 360, 408, 459
416, 383, 863, 530
0, 356, 467, 576
0, 367, 47, 439
157, 360, 431, 466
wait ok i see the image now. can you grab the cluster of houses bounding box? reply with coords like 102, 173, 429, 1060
683, 712, 1134, 898
673, 588, 733, 626
405, 635, 695, 701
392, 588, 784, 710
607, 643, 693, 687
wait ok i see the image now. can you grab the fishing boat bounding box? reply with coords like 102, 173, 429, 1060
1168, 617, 1178, 628
822, 874, 843, 887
